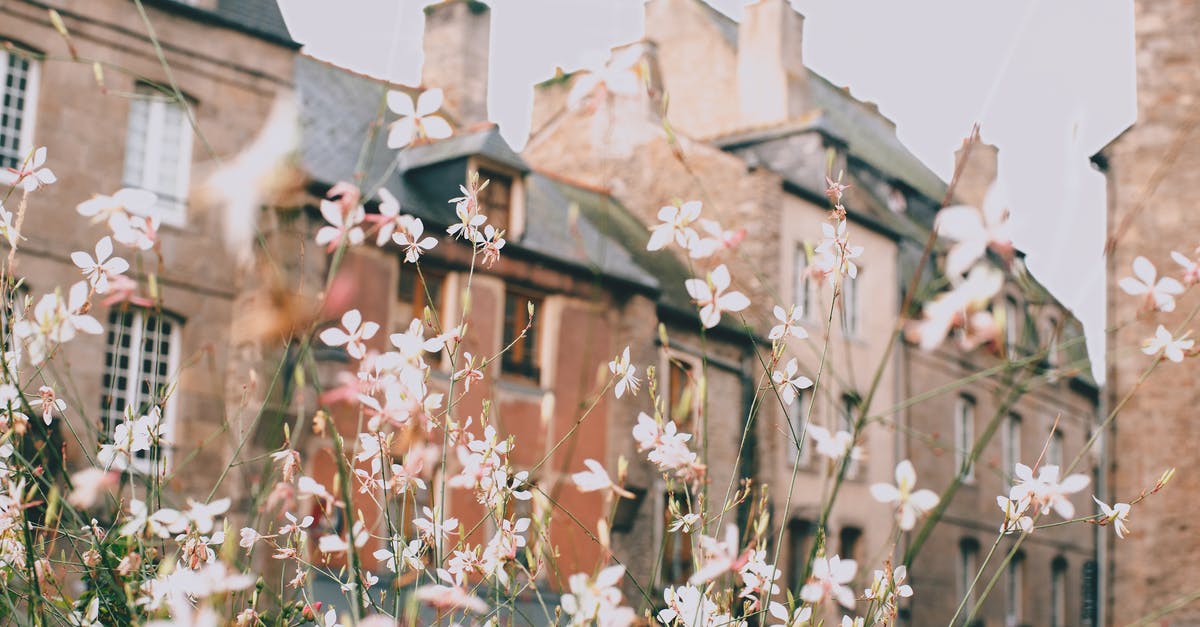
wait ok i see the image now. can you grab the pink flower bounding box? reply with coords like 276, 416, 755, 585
769, 305, 809, 342
689, 524, 747, 584
315, 185, 366, 251
393, 215, 438, 263
685, 264, 750, 329
935, 202, 1013, 277
1093, 496, 1131, 539
771, 358, 813, 406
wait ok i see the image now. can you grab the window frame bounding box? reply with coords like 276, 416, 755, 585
467, 157, 525, 240
100, 307, 183, 474
959, 539, 980, 621
1050, 557, 1068, 627
794, 243, 813, 321
1006, 552, 1024, 627
1005, 295, 1021, 357
956, 395, 976, 483
0, 47, 41, 171
501, 288, 542, 383
660, 492, 694, 586
1004, 412, 1021, 475
1048, 429, 1064, 468
785, 387, 811, 467
840, 269, 861, 337
122, 84, 193, 227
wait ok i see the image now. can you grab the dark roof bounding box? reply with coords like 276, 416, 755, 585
143, 0, 297, 47
294, 55, 657, 290
214, 0, 295, 45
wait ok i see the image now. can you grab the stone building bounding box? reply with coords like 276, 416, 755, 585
525, 0, 1100, 624
0, 0, 1104, 623
0, 0, 296, 492
1094, 0, 1200, 624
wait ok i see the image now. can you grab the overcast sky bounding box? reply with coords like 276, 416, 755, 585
278, 0, 1135, 379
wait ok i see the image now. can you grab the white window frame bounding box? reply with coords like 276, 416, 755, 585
1006, 554, 1024, 627
1005, 295, 1020, 356
841, 270, 860, 337
1048, 429, 1064, 468
1004, 413, 1021, 475
794, 244, 813, 321
123, 85, 193, 227
839, 393, 860, 479
1050, 560, 1067, 627
956, 395, 976, 483
959, 541, 979, 616
786, 388, 811, 467
101, 309, 183, 474
0, 49, 40, 171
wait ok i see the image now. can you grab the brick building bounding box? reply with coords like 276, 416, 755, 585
1094, 0, 1200, 624
0, 0, 296, 490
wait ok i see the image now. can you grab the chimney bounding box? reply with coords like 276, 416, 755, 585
737, 0, 808, 127
422, 0, 491, 126
954, 136, 999, 208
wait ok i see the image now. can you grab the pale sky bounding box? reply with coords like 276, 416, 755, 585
278, 0, 1135, 379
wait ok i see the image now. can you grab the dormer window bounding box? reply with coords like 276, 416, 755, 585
468, 156, 524, 240
477, 168, 512, 234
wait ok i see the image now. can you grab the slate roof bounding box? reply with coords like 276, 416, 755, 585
294, 55, 657, 291
214, 0, 295, 45
145, 0, 297, 47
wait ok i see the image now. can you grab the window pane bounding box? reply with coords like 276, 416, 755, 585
100, 309, 179, 470
502, 290, 540, 381
0, 53, 32, 169
477, 169, 513, 234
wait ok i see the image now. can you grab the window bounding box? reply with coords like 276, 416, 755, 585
502, 289, 540, 381
1050, 558, 1067, 627
1046, 316, 1061, 366
794, 244, 812, 320
839, 526, 862, 561
1005, 296, 1020, 356
959, 539, 980, 623
476, 168, 513, 234
100, 309, 181, 473
786, 388, 810, 466
123, 84, 193, 225
1004, 413, 1021, 475
839, 393, 859, 477
840, 271, 860, 337
956, 396, 976, 482
661, 493, 693, 585
786, 519, 813, 591
1048, 429, 1064, 467
395, 266, 446, 329
0, 48, 39, 170
1006, 553, 1024, 627
667, 358, 697, 433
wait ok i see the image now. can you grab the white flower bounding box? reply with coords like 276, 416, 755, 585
870, 460, 940, 530
689, 524, 742, 584
1142, 324, 1193, 362
0, 146, 56, 192
768, 602, 812, 627
560, 565, 634, 626
800, 554, 858, 609
658, 585, 743, 627
1010, 463, 1089, 519
647, 201, 702, 252
1119, 256, 1184, 312
1093, 496, 1131, 539
815, 220, 864, 279
392, 215, 438, 263
567, 47, 642, 109
571, 458, 633, 498
807, 425, 861, 462
685, 264, 750, 329
771, 358, 813, 406
319, 310, 379, 360
71, 237, 129, 295
315, 199, 365, 249
386, 89, 452, 148
770, 305, 809, 342
607, 347, 640, 399
997, 495, 1034, 534
935, 202, 1012, 277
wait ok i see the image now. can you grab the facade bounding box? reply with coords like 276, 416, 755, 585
1095, 0, 1200, 624
0, 0, 1105, 623
0, 0, 296, 493
526, 0, 1100, 624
